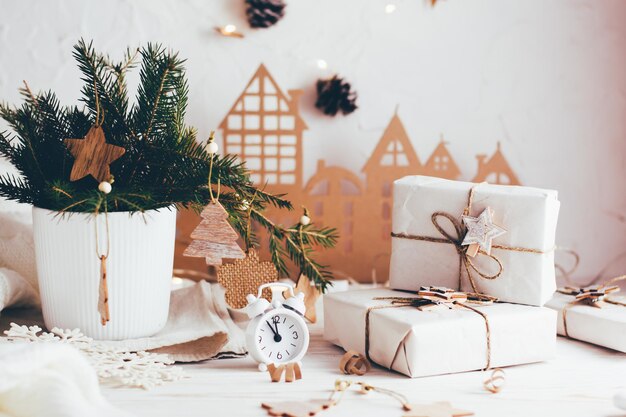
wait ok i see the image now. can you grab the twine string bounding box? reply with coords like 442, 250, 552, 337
454, 301, 491, 370
93, 80, 105, 127
330, 380, 411, 411
554, 248, 580, 286
207, 131, 221, 204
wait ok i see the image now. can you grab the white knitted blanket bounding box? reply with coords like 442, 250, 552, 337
0, 343, 134, 417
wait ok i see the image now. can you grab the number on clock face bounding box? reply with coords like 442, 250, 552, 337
256, 312, 306, 364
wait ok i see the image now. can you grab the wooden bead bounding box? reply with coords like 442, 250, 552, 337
98, 181, 112, 194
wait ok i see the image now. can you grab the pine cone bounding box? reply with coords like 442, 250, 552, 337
245, 0, 286, 29
315, 75, 358, 117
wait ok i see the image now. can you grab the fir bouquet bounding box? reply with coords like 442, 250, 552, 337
0, 40, 337, 291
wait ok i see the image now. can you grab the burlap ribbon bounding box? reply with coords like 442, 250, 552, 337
391, 184, 550, 293
557, 275, 626, 337
364, 287, 498, 372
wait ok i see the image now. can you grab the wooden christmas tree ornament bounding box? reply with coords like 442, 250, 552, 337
261, 400, 334, 417
217, 249, 278, 309
64, 126, 126, 182
183, 202, 245, 265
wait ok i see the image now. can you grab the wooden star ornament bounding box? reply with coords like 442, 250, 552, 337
403, 401, 474, 417
461, 207, 506, 256
284, 274, 320, 323
261, 400, 334, 417
64, 125, 126, 182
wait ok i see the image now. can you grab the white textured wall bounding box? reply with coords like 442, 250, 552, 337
1, 0, 625, 281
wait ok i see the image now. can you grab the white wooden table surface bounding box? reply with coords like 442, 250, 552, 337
102, 321, 626, 417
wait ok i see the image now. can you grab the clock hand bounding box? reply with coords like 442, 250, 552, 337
266, 320, 277, 336
266, 320, 282, 342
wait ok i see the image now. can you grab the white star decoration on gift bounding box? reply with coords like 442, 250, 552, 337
461, 207, 506, 255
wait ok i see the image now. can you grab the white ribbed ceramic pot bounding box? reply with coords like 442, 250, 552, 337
32, 206, 177, 340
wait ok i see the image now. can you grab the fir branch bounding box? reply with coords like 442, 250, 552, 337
73, 39, 136, 140
250, 208, 338, 290
269, 234, 289, 277
0, 40, 339, 289
0, 174, 35, 204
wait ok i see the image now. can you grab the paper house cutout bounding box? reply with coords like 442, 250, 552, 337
423, 136, 461, 180
219, 64, 307, 194
472, 142, 520, 185
174, 64, 522, 282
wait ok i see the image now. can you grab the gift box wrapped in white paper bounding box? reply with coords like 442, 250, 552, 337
324, 288, 557, 378
389, 176, 560, 306
545, 292, 626, 353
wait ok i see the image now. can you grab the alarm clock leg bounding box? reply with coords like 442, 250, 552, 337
258, 362, 268, 372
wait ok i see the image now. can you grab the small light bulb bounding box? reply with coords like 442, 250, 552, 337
316, 59, 328, 70
385, 4, 396, 13
223, 24, 237, 34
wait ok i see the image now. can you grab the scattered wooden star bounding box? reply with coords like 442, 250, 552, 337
261, 400, 334, 417
284, 274, 320, 323
557, 284, 621, 306
461, 207, 506, 255
64, 125, 126, 182
403, 401, 473, 417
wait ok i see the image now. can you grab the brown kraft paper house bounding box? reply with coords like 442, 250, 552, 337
174, 64, 521, 282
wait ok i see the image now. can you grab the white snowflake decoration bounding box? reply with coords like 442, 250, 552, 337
4, 323, 184, 389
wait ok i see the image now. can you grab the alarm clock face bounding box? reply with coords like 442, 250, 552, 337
252, 308, 309, 364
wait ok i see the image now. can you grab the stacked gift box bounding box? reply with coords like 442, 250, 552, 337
324, 175, 625, 378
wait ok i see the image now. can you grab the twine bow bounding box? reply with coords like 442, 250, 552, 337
391, 184, 549, 294
365, 287, 498, 372
557, 275, 626, 337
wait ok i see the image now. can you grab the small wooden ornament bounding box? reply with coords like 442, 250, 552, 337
98, 255, 110, 325
261, 400, 333, 417
267, 362, 302, 383
403, 402, 474, 417
283, 274, 320, 323
339, 350, 371, 376
483, 368, 506, 394
217, 249, 278, 309
183, 202, 245, 265
64, 126, 126, 182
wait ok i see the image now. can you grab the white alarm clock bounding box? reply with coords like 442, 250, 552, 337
244, 282, 310, 371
